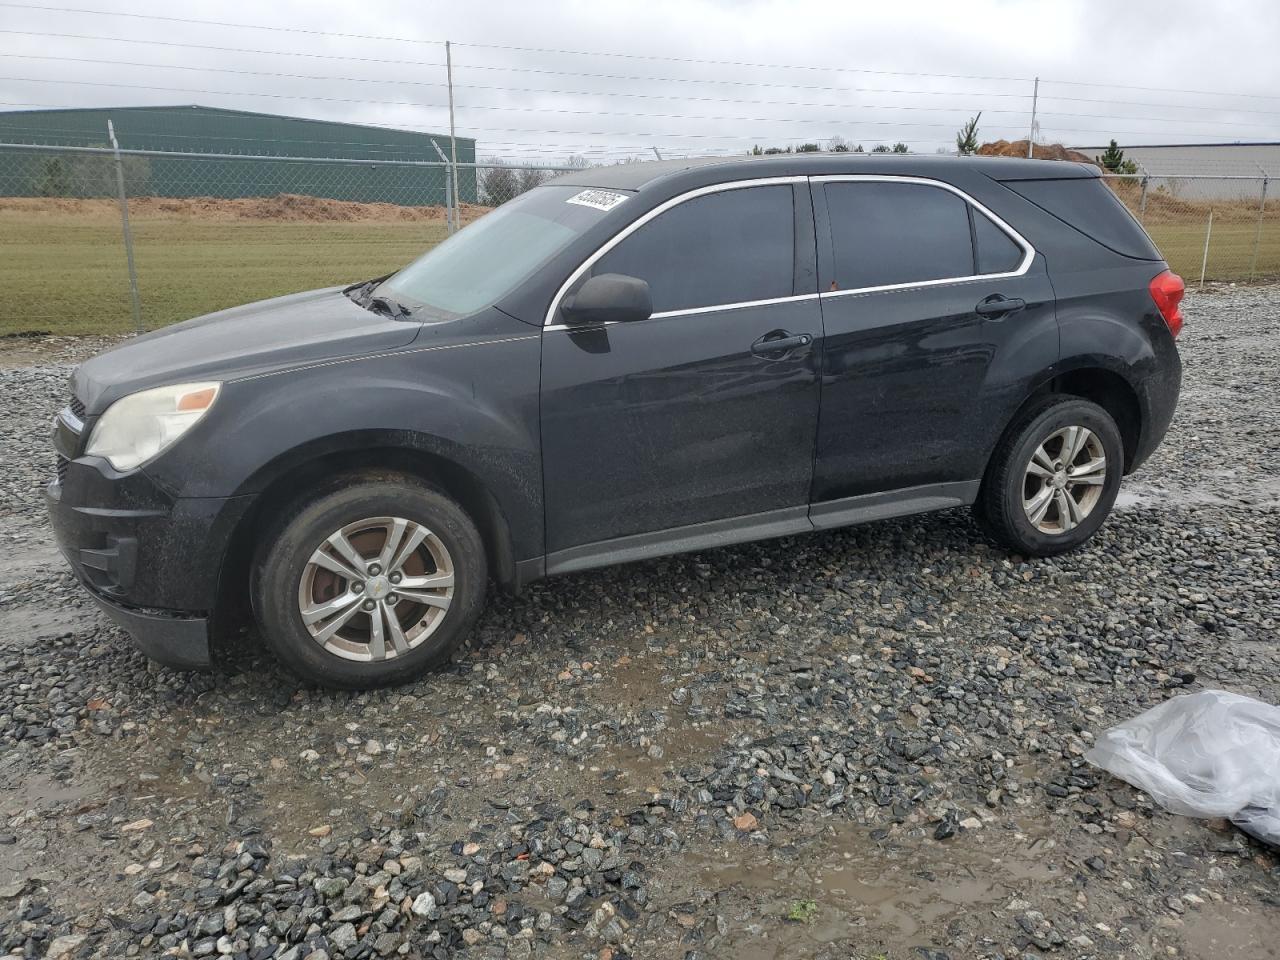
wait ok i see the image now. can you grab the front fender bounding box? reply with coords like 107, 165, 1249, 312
143, 330, 544, 557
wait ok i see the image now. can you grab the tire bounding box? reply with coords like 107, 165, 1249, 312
252, 474, 486, 689
974, 395, 1124, 557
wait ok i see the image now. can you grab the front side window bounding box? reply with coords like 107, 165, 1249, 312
824, 181, 973, 290
591, 185, 795, 314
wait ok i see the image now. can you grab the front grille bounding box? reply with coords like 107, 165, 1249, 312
56, 455, 70, 484
69, 396, 86, 419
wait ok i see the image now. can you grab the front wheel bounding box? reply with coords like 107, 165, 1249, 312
253, 477, 486, 688
975, 395, 1123, 557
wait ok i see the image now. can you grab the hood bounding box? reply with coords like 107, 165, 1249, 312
73, 287, 422, 413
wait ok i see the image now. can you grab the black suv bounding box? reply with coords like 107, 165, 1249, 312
48, 154, 1183, 688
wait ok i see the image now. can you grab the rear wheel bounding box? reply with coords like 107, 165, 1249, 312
253, 477, 486, 688
975, 396, 1123, 556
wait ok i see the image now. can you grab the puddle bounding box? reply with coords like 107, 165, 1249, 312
0, 541, 63, 584
0, 770, 97, 818
673, 821, 1058, 959
592, 724, 727, 800
1115, 476, 1280, 511
1181, 902, 1280, 959
0, 602, 91, 646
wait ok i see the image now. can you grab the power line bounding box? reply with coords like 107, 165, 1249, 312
3, 3, 1277, 104
0, 30, 446, 69
0, 52, 1031, 103
0, 3, 1027, 84
5, 75, 1276, 134
1042, 77, 1280, 103
8, 52, 1280, 128
10, 52, 1280, 127
0, 2, 447, 46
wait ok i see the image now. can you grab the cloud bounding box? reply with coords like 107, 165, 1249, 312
1, 0, 1277, 163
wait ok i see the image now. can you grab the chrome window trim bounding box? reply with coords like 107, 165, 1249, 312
541, 173, 1037, 330
811, 174, 1036, 300
542, 176, 808, 329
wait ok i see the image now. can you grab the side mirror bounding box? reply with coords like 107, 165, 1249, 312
560, 273, 652, 325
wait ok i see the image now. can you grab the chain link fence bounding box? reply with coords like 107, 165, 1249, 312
2, 142, 1277, 337
0, 143, 574, 336
1102, 173, 1276, 285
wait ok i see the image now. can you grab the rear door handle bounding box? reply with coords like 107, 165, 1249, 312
751, 331, 813, 357
975, 295, 1026, 318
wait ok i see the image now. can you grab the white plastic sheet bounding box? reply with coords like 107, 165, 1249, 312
1086, 689, 1280, 846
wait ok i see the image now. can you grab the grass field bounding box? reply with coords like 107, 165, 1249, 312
2, 198, 1278, 337
1, 206, 452, 336
1145, 221, 1280, 284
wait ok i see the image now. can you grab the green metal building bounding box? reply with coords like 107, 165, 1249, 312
0, 104, 477, 204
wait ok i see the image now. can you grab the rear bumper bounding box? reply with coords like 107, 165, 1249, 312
1131, 335, 1183, 472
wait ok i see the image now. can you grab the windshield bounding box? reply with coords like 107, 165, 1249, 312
378, 184, 626, 318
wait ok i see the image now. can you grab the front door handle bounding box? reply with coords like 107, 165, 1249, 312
751, 331, 813, 357
975, 295, 1026, 318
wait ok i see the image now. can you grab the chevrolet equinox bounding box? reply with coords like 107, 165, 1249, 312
48, 155, 1183, 688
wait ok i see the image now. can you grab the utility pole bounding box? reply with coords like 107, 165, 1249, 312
651, 146, 663, 160
445, 40, 460, 228
1027, 77, 1039, 159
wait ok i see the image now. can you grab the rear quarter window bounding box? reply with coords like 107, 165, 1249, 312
1004, 177, 1161, 261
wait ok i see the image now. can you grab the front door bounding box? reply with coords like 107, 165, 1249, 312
810, 176, 1058, 512
540, 180, 823, 568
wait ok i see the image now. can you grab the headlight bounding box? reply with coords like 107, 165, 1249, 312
86, 381, 221, 472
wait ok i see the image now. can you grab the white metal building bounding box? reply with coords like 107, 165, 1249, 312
1070, 142, 1279, 199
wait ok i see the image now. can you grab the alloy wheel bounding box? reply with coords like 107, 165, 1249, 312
297, 516, 455, 661
1022, 425, 1108, 535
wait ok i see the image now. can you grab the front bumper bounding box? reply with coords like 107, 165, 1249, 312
79, 581, 212, 670
46, 464, 253, 670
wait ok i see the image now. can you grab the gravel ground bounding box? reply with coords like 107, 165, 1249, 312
1, 287, 1278, 960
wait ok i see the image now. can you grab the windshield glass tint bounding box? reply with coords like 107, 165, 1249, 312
381, 185, 621, 316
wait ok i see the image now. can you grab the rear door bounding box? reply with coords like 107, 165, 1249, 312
540, 179, 823, 567
810, 176, 1058, 520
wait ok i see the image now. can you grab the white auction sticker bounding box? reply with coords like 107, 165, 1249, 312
566, 189, 628, 212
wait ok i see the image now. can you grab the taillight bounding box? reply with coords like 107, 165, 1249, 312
1149, 270, 1185, 339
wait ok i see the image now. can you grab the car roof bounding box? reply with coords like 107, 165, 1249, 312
548, 153, 1099, 192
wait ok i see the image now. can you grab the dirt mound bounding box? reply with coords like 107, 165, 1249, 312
978, 140, 1095, 164
0, 194, 491, 223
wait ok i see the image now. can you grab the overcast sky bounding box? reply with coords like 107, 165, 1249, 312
2, 0, 1279, 163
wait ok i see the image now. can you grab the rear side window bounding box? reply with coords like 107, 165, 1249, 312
823, 182, 973, 290
593, 185, 794, 313
972, 209, 1025, 274
1004, 177, 1161, 260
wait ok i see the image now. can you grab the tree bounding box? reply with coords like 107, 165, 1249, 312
796, 142, 821, 153
852, 143, 864, 153
871, 144, 891, 153
478, 162, 519, 205
564, 154, 592, 170
1096, 139, 1138, 174
956, 112, 981, 156
518, 166, 550, 194
891, 142, 909, 154
69, 148, 150, 197
827, 136, 851, 153
32, 157, 71, 197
